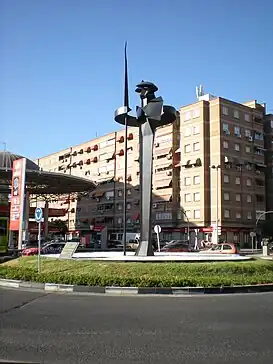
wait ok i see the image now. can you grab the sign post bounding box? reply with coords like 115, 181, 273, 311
154, 225, 162, 252
35, 207, 43, 273
250, 231, 256, 252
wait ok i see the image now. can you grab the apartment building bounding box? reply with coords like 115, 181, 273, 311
265, 114, 273, 216
179, 94, 269, 243
34, 92, 271, 244
35, 117, 182, 240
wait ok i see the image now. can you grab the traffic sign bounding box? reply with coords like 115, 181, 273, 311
154, 225, 162, 234
35, 207, 43, 223
250, 232, 256, 238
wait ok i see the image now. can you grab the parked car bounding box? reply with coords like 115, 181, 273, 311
199, 242, 239, 254
22, 242, 66, 256
107, 240, 123, 249
160, 240, 192, 252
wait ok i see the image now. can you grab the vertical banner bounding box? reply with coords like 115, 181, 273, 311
9, 158, 26, 237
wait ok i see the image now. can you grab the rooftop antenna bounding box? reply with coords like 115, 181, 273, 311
195, 84, 204, 100
1, 142, 7, 151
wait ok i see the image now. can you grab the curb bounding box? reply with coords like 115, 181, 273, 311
1, 279, 273, 295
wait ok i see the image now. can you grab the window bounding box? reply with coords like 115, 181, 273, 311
193, 142, 200, 151
246, 178, 252, 187
236, 194, 241, 202
234, 143, 240, 151
185, 193, 191, 202
245, 146, 251, 153
194, 175, 200, 184
193, 108, 200, 118
155, 212, 172, 220
126, 203, 132, 210
245, 113, 250, 122
184, 144, 191, 153
193, 125, 200, 134
184, 111, 191, 121
224, 192, 230, 201
194, 210, 201, 219
247, 212, 252, 220
245, 129, 251, 137
236, 212, 241, 219
254, 132, 263, 141
223, 141, 229, 149
234, 126, 241, 137
127, 189, 132, 195
194, 192, 200, 201
184, 177, 191, 186
233, 110, 240, 119
224, 209, 230, 218
255, 147, 264, 156
117, 204, 122, 210
247, 195, 252, 203
235, 177, 241, 185
222, 106, 228, 115
224, 174, 230, 183
185, 127, 191, 137
223, 123, 230, 134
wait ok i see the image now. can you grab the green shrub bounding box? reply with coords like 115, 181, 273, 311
0, 257, 272, 287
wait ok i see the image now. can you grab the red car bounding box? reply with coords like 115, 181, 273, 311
22, 242, 65, 256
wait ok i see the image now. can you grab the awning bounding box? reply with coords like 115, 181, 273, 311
154, 147, 172, 156
153, 194, 172, 202
154, 161, 172, 169
92, 191, 105, 197
256, 163, 266, 167
154, 178, 172, 189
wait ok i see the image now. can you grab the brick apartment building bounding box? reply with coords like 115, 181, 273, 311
34, 92, 273, 245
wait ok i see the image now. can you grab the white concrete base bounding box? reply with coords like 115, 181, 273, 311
43, 251, 252, 262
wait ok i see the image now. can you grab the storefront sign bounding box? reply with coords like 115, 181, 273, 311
9, 158, 26, 231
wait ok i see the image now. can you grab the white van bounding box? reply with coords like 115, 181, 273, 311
109, 232, 139, 243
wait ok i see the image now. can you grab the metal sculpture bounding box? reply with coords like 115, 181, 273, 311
114, 44, 176, 256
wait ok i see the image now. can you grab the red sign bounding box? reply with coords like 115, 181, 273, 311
9, 158, 26, 231
93, 225, 104, 232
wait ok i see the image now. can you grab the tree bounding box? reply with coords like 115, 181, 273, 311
51, 219, 68, 235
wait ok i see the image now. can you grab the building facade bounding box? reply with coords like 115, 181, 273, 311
265, 114, 273, 217
34, 93, 272, 245
179, 95, 270, 243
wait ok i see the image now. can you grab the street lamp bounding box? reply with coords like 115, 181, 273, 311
181, 209, 190, 242
210, 165, 221, 244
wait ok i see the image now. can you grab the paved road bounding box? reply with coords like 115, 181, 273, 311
0, 288, 273, 364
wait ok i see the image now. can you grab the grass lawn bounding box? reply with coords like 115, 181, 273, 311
0, 256, 273, 288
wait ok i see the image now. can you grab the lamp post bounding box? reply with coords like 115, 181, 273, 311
210, 165, 221, 244
181, 209, 190, 242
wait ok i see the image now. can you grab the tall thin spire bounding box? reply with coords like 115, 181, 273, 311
124, 42, 129, 108
123, 42, 129, 256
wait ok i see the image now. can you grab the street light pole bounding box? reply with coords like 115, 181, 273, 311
181, 209, 190, 242
210, 165, 221, 244
255, 211, 273, 227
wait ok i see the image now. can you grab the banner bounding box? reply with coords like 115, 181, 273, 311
9, 158, 26, 231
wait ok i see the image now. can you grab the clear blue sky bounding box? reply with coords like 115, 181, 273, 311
1, 0, 273, 160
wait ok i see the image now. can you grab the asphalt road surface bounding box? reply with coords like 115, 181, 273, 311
0, 288, 272, 364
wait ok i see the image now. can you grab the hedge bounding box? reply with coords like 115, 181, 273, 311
0, 257, 272, 288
